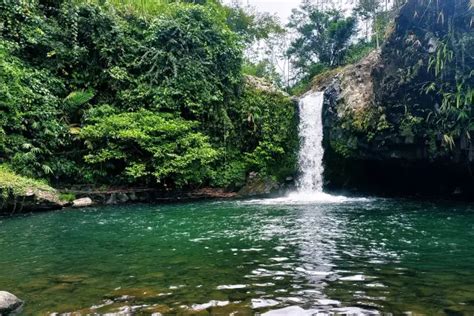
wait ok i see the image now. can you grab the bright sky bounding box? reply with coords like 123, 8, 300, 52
248, 0, 300, 21
224, 0, 357, 23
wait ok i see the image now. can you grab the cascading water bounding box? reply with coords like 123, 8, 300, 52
297, 92, 325, 193
245, 91, 367, 204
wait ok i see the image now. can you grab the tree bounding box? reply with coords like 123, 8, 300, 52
223, 0, 284, 46
354, 0, 386, 48
287, 3, 356, 80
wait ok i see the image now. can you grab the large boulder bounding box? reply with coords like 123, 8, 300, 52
72, 197, 93, 208
0, 291, 23, 315
313, 0, 474, 197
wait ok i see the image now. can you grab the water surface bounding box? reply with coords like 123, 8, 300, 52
1, 198, 474, 315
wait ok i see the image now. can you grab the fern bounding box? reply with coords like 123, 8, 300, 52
64, 89, 95, 107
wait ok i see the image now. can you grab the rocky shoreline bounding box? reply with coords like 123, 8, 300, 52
0, 173, 295, 215
0, 187, 239, 215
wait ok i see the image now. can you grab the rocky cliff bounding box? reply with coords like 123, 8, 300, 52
314, 0, 473, 197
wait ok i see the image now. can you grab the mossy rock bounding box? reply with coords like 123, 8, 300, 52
0, 165, 65, 214
237, 173, 280, 197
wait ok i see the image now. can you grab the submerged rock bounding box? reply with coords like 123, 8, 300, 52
0, 291, 23, 315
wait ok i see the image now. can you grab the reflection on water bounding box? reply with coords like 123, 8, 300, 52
1, 198, 474, 315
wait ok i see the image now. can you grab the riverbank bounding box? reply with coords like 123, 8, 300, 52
0, 184, 240, 216
66, 187, 238, 205
0, 164, 298, 215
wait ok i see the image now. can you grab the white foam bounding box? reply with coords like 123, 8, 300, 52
243, 192, 371, 205
262, 306, 380, 316
295, 267, 332, 276
316, 299, 341, 306
262, 306, 309, 316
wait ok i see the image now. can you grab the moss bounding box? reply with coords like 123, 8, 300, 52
0, 165, 55, 200
400, 112, 423, 141
330, 138, 357, 158
340, 105, 391, 142
59, 192, 76, 202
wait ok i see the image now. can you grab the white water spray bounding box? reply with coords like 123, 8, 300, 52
297, 92, 325, 193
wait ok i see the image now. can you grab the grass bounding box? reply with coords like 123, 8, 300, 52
0, 165, 55, 199
59, 192, 77, 202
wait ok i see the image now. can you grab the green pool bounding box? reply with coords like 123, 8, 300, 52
1, 197, 474, 315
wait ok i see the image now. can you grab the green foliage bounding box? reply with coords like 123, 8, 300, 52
223, 3, 284, 45
75, 0, 171, 16
0, 0, 297, 192
287, 5, 356, 80
420, 0, 474, 151
399, 111, 423, 142
80, 110, 219, 187
0, 164, 54, 200
58, 192, 76, 202
341, 106, 391, 142
242, 59, 283, 88
0, 39, 67, 179
137, 4, 243, 128
289, 63, 329, 96
330, 138, 357, 158
226, 85, 299, 184
344, 40, 376, 65
64, 90, 95, 107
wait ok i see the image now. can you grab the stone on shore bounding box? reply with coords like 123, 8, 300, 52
72, 197, 93, 208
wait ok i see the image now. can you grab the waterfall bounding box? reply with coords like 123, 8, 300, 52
244, 90, 365, 204
297, 92, 325, 193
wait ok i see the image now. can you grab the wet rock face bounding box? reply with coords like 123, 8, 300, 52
238, 172, 281, 197
0, 291, 23, 315
316, 0, 474, 197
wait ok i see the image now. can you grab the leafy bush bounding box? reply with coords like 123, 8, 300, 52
223, 85, 299, 185
80, 110, 219, 187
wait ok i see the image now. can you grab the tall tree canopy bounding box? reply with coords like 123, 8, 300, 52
287, 3, 356, 81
